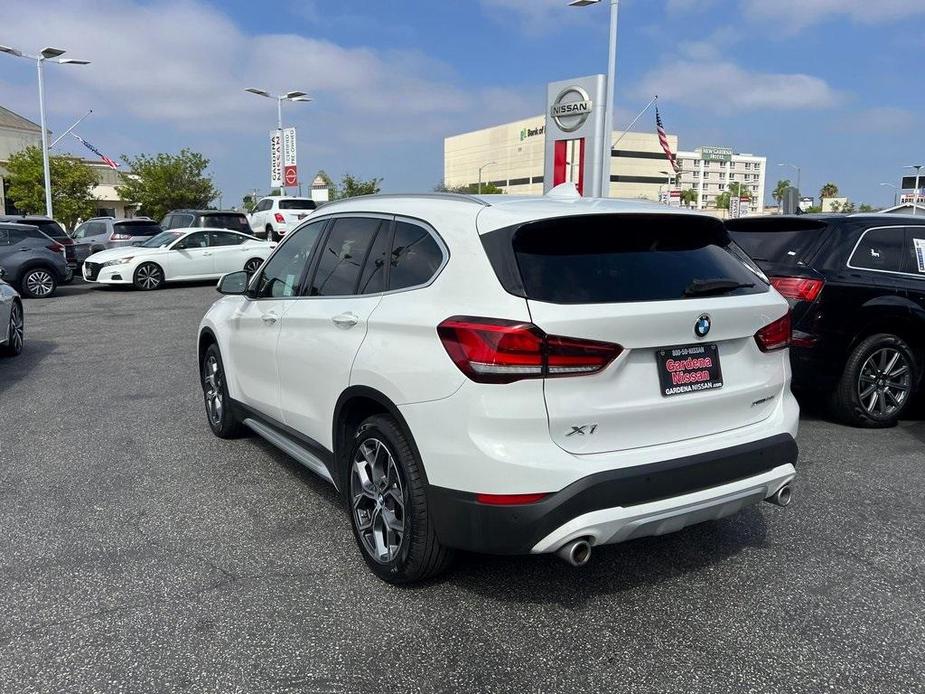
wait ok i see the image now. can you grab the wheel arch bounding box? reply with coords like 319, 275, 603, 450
333, 386, 428, 494
849, 308, 925, 382
197, 327, 218, 378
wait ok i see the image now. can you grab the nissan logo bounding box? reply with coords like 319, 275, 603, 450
551, 86, 593, 133
695, 314, 712, 338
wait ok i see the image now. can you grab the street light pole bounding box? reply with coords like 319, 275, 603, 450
777, 162, 801, 194
245, 88, 312, 193
0, 45, 90, 219
569, 0, 619, 198
478, 161, 497, 195
905, 165, 923, 215
880, 182, 898, 207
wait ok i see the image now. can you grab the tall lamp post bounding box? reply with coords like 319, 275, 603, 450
777, 162, 801, 195
569, 0, 619, 197
880, 182, 898, 207
904, 164, 923, 215
0, 45, 90, 219
245, 88, 312, 192
478, 161, 497, 195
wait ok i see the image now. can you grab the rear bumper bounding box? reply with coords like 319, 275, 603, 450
426, 433, 798, 555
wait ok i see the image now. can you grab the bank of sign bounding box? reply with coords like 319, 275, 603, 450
520, 125, 545, 142
700, 146, 733, 162
550, 86, 593, 133
269, 129, 283, 188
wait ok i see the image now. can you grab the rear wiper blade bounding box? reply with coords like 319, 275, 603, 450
683, 279, 756, 297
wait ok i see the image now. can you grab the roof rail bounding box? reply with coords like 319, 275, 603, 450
319, 192, 491, 208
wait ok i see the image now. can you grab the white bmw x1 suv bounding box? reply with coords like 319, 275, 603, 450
198, 188, 799, 583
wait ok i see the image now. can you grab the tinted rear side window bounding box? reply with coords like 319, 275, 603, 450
30, 221, 68, 239
279, 199, 316, 210
202, 214, 250, 233
115, 221, 161, 237
849, 227, 906, 273
389, 222, 443, 290
726, 218, 828, 266
309, 217, 382, 296
510, 214, 767, 304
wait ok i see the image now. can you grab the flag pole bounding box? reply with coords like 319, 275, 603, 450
611, 95, 657, 149
49, 109, 93, 149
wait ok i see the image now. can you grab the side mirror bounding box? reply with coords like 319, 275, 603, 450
217, 270, 249, 295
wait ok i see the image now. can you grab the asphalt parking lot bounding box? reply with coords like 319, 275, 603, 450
1, 280, 923, 694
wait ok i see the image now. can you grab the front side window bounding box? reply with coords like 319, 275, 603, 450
849, 227, 905, 273
175, 232, 210, 250
389, 221, 443, 291
254, 220, 325, 298
309, 217, 383, 297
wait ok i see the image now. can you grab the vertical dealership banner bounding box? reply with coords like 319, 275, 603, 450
283, 127, 298, 189
270, 129, 283, 188
544, 74, 607, 197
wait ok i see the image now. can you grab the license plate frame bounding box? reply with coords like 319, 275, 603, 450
656, 343, 724, 397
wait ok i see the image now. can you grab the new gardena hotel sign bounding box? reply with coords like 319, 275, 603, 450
544, 75, 608, 198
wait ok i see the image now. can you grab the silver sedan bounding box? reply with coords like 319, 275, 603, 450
0, 267, 24, 357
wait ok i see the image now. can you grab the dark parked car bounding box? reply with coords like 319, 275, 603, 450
160, 210, 251, 235
0, 215, 75, 281
70, 217, 162, 265
0, 222, 70, 298
727, 214, 925, 427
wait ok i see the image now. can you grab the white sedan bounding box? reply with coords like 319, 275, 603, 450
82, 228, 275, 290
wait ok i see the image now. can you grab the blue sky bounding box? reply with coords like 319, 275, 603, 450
1, 0, 923, 208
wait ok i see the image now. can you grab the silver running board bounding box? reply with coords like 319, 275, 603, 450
243, 417, 335, 486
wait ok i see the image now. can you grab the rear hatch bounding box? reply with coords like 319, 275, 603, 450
201, 213, 251, 234
498, 213, 789, 454
278, 199, 316, 226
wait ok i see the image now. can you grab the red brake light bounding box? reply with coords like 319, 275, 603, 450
46, 242, 64, 253
770, 277, 824, 303
475, 493, 548, 506
437, 316, 622, 384
274, 212, 285, 224
755, 312, 791, 352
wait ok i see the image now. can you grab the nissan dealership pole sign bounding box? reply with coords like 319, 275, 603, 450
544, 75, 608, 198
270, 129, 283, 189
283, 127, 298, 189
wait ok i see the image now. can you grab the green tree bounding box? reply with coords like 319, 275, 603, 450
116, 149, 219, 221
715, 182, 752, 210
435, 181, 504, 195
858, 203, 875, 212
819, 182, 839, 199
5, 146, 100, 229
841, 201, 856, 213
679, 188, 698, 207
829, 200, 843, 213
773, 179, 791, 208
334, 173, 382, 199
242, 194, 258, 213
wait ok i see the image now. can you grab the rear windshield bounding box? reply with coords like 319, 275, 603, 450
509, 214, 767, 304
726, 218, 828, 266
161, 213, 195, 229
279, 199, 316, 210
29, 220, 68, 239
115, 221, 161, 236
202, 214, 250, 232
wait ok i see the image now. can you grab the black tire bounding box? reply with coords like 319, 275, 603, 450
831, 333, 916, 428
243, 257, 263, 275
267, 226, 279, 243
133, 262, 164, 290
201, 343, 244, 438
20, 267, 57, 298
346, 414, 453, 584
0, 300, 23, 357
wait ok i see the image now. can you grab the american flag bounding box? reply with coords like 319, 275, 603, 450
72, 133, 120, 169
655, 106, 680, 174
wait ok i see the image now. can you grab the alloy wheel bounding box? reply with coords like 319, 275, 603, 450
26, 271, 54, 297
8, 303, 23, 352
351, 437, 406, 564
137, 264, 162, 290
857, 347, 911, 418
203, 354, 224, 426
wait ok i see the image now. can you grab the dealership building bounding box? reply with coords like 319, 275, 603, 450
445, 116, 766, 212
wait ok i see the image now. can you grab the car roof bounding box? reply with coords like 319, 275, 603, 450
311, 192, 714, 234
0, 221, 43, 230
166, 209, 246, 216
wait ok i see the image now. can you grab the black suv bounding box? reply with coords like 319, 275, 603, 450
727, 214, 925, 427
160, 210, 251, 234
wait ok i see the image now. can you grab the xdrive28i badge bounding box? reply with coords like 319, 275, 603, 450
695, 314, 711, 338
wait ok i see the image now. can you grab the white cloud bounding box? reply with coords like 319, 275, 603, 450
637, 60, 843, 113
741, 0, 925, 30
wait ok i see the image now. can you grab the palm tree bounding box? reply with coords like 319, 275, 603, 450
680, 189, 698, 207
820, 183, 839, 200
773, 179, 791, 209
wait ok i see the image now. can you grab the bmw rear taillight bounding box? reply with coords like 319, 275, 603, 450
770, 277, 824, 303
274, 213, 285, 224
437, 316, 622, 384
755, 312, 791, 352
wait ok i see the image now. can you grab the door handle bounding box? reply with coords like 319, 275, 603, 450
332, 312, 359, 328
261, 311, 279, 325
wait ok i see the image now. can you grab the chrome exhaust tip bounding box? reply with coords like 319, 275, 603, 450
556, 538, 592, 567
765, 483, 793, 508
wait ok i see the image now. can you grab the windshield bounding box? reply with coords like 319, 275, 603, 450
141, 231, 184, 248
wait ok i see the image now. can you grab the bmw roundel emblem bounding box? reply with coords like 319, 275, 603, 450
695, 314, 711, 338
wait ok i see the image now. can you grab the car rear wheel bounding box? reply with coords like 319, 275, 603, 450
21, 268, 57, 298
347, 414, 453, 584
832, 333, 916, 428
244, 258, 263, 275
201, 344, 244, 438
133, 262, 164, 290
0, 301, 23, 357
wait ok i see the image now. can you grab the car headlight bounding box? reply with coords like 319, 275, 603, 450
102, 256, 135, 267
